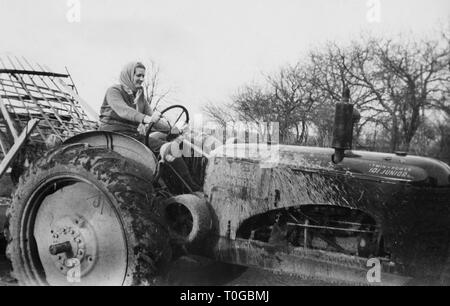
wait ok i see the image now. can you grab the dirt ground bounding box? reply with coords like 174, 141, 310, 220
164, 255, 329, 286
0, 241, 324, 286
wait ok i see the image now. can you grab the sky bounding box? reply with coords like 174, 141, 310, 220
0, 0, 449, 118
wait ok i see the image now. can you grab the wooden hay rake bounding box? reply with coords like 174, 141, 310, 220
0, 55, 97, 179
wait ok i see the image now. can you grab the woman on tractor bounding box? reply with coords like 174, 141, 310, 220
98, 61, 200, 192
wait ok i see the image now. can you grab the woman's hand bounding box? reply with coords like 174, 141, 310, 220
139, 111, 163, 135
137, 123, 148, 136
142, 111, 162, 124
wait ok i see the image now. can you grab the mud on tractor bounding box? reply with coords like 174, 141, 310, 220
1, 60, 450, 286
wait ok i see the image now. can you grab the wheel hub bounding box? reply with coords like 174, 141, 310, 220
48, 216, 97, 276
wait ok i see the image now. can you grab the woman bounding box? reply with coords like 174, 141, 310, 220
99, 62, 167, 139
99, 61, 200, 192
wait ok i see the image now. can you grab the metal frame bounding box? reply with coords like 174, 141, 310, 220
0, 115, 39, 178
0, 55, 96, 180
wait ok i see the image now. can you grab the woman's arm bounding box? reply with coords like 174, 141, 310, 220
142, 112, 171, 132
106, 87, 145, 123
142, 98, 171, 131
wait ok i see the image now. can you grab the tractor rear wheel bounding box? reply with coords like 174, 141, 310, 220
5, 143, 171, 285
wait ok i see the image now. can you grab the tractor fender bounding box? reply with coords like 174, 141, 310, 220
64, 131, 157, 180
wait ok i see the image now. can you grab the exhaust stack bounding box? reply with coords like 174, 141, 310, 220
332, 88, 359, 163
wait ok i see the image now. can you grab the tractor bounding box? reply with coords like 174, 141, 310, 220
1, 61, 450, 286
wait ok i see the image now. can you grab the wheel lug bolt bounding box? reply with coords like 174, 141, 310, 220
73, 217, 85, 228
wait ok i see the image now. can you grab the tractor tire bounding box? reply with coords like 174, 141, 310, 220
10, 142, 47, 184
5, 143, 171, 286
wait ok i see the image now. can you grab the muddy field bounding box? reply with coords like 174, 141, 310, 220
0, 252, 324, 286
0, 227, 324, 286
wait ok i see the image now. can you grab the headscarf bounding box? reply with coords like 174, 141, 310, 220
119, 61, 146, 105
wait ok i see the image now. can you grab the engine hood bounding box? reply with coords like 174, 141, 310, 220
209, 143, 450, 187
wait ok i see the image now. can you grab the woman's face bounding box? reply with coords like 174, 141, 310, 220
134, 67, 145, 89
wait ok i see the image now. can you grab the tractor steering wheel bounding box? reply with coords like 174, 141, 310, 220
145, 104, 190, 147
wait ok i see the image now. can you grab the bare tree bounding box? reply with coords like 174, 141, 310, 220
202, 102, 236, 128
201, 31, 450, 154
375, 38, 449, 151
313, 36, 450, 152
143, 60, 171, 110
265, 65, 317, 144
434, 118, 450, 163
432, 28, 450, 117
306, 43, 375, 146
